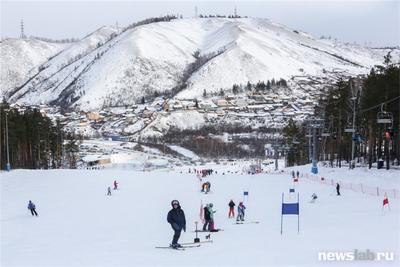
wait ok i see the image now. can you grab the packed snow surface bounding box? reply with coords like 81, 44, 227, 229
1, 162, 399, 266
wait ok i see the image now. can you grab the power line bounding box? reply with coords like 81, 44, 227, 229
319, 95, 400, 121
359, 95, 400, 114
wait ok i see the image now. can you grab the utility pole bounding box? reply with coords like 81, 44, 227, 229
350, 96, 356, 169
306, 125, 312, 163
20, 19, 25, 39
5, 111, 10, 171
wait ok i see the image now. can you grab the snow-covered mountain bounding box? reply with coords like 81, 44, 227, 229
5, 18, 396, 111
0, 38, 65, 97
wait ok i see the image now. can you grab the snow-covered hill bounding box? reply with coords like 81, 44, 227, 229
0, 38, 65, 97
5, 18, 397, 111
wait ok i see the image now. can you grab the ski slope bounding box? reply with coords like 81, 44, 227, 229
1, 163, 399, 266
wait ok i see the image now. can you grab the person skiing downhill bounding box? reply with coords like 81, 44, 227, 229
27, 200, 38, 216
113, 180, 118, 190
236, 202, 246, 222
107, 186, 112, 196
310, 193, 318, 203
167, 200, 186, 249
228, 200, 235, 218
336, 182, 341, 196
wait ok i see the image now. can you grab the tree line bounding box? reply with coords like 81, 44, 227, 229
283, 52, 399, 169
0, 101, 80, 170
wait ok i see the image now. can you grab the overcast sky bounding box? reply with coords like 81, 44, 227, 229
1, 0, 399, 46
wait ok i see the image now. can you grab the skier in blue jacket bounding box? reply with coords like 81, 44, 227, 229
236, 202, 246, 222
28, 200, 38, 216
167, 200, 186, 248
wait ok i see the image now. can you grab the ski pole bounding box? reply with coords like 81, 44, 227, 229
194, 221, 200, 243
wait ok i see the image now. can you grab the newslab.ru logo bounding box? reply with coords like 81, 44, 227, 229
318, 249, 394, 262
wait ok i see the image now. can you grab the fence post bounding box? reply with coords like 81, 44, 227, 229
377, 187, 379, 196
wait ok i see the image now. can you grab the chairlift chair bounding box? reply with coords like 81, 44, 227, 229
377, 104, 393, 125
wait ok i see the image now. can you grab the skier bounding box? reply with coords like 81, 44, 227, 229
291, 170, 295, 178
228, 200, 235, 218
113, 180, 118, 190
203, 204, 211, 230
205, 181, 211, 193
236, 202, 246, 222
167, 200, 186, 249
207, 203, 217, 231
107, 186, 112, 196
310, 193, 318, 203
296, 170, 300, 178
27, 200, 38, 216
336, 182, 341, 196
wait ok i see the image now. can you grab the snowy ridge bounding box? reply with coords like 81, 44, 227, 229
5, 18, 398, 110
0, 38, 65, 97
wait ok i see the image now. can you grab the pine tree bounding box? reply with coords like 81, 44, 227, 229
232, 84, 239, 94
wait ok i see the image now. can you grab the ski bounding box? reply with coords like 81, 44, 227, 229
193, 229, 223, 232
180, 240, 213, 245
155, 244, 201, 250
155, 246, 186, 250
233, 221, 260, 225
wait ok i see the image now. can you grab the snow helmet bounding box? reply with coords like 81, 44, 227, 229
171, 200, 180, 207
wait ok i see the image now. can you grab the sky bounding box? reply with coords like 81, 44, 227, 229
1, 0, 399, 47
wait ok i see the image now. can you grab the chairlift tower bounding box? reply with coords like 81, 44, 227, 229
306, 118, 324, 174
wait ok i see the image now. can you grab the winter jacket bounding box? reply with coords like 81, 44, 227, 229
204, 206, 211, 220
228, 201, 235, 208
237, 204, 246, 216
28, 201, 35, 210
207, 206, 216, 219
167, 206, 186, 231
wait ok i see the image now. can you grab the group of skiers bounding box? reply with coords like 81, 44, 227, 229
107, 180, 119, 196
166, 198, 247, 248
228, 200, 246, 221
291, 170, 300, 179
191, 168, 214, 177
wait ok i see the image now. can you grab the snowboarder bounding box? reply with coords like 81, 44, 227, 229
107, 186, 112, 196
167, 200, 186, 249
228, 200, 235, 218
113, 180, 118, 190
27, 200, 38, 216
236, 202, 246, 222
336, 182, 341, 196
310, 193, 318, 203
